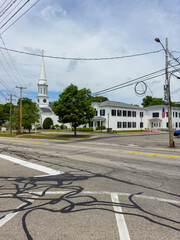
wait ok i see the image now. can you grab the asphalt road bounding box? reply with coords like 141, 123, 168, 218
0, 133, 179, 240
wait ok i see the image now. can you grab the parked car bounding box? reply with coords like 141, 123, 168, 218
174, 130, 180, 137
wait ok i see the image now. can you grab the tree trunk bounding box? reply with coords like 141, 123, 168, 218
74, 125, 77, 136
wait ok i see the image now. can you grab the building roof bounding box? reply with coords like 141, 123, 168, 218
49, 102, 54, 108
40, 107, 52, 113
145, 105, 180, 110
93, 100, 144, 110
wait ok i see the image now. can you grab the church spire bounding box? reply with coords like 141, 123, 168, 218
39, 50, 47, 84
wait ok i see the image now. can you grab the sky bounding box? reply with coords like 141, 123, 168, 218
0, 0, 180, 106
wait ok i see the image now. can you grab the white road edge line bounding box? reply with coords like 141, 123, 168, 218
111, 193, 131, 240
0, 154, 64, 176
1, 191, 179, 204
0, 196, 39, 228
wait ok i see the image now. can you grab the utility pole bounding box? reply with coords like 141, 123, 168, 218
6, 94, 16, 135
165, 38, 174, 148
16, 86, 27, 134
155, 37, 174, 148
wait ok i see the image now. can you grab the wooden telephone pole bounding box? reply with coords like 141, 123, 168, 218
6, 94, 16, 135
16, 86, 26, 134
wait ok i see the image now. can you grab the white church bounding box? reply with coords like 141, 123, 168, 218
36, 53, 59, 127
36, 54, 180, 131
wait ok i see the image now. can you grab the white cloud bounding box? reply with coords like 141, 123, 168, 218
41, 5, 66, 22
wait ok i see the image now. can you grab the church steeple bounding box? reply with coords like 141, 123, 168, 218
39, 50, 47, 84
36, 50, 49, 107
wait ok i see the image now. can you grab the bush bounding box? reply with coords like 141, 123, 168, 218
96, 126, 106, 131
43, 118, 53, 129
60, 124, 67, 130
55, 124, 59, 128
51, 125, 56, 129
72, 127, 93, 132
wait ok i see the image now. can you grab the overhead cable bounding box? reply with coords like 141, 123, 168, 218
0, 0, 9, 10
92, 64, 180, 95
0, 0, 30, 29
0, 36, 26, 87
0, 0, 18, 17
0, 0, 41, 35
0, 46, 164, 60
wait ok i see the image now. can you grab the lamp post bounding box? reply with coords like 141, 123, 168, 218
155, 37, 174, 148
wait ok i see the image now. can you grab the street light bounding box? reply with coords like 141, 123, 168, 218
155, 37, 174, 148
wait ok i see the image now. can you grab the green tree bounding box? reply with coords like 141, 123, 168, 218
43, 117, 53, 129
142, 96, 166, 107
89, 96, 108, 103
53, 84, 95, 136
0, 103, 13, 125
12, 98, 40, 133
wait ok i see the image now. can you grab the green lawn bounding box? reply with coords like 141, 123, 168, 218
19, 133, 90, 140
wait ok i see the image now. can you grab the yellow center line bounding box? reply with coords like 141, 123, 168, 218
123, 150, 180, 158
0, 138, 43, 144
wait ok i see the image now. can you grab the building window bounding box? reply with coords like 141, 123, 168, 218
117, 122, 122, 128
179, 122, 180, 128
40, 88, 42, 94
166, 122, 168, 128
173, 112, 174, 117
123, 122, 127, 128
111, 109, 116, 116
117, 110, 121, 116
132, 111, 136, 117
152, 112, 159, 118
179, 113, 180, 118
166, 112, 168, 118
132, 122, 136, 128
95, 109, 98, 116
100, 109, 105, 116
140, 112, 144, 118
176, 112, 178, 117
176, 122, 178, 128
123, 111, 127, 117
140, 122, 143, 128
128, 122, 131, 128
128, 111, 131, 117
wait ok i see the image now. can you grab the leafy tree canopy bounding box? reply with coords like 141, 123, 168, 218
43, 117, 53, 129
142, 96, 180, 107
53, 84, 95, 135
12, 98, 40, 133
89, 96, 108, 103
0, 103, 15, 125
142, 96, 166, 107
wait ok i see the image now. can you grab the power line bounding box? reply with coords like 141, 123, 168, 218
0, 0, 18, 17
0, 0, 10, 10
0, 0, 41, 35
0, 46, 164, 60
92, 64, 180, 95
0, 0, 30, 29
0, 0, 15, 15
0, 36, 26, 87
0, 0, 24, 25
